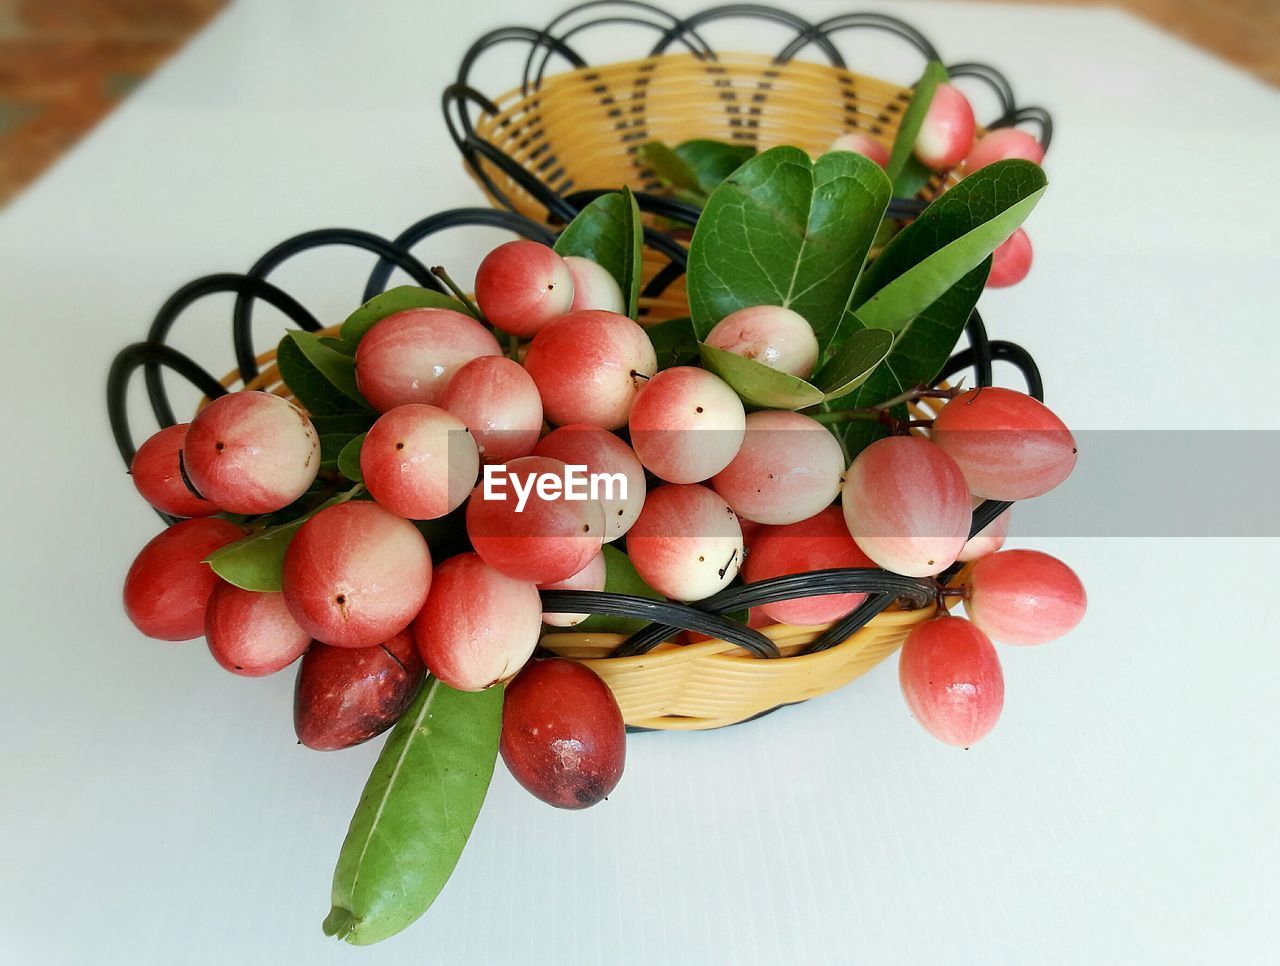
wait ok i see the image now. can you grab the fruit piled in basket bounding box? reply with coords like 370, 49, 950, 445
117, 134, 1081, 941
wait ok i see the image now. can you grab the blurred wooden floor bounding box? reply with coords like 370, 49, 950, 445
0, 0, 1277, 207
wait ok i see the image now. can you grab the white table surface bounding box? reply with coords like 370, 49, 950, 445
3, 1, 1279, 963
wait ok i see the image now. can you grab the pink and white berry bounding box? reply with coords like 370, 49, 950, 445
474, 240, 575, 338
899, 616, 1003, 747
360, 404, 479, 520
828, 131, 890, 169
704, 305, 820, 379
626, 483, 743, 601
564, 256, 626, 314
204, 584, 311, 676
710, 410, 844, 525
354, 307, 501, 412
539, 551, 607, 627
985, 228, 1033, 288
913, 83, 976, 170
957, 506, 1011, 562
129, 422, 218, 518
533, 424, 646, 541
523, 310, 657, 429
964, 127, 1045, 174
439, 356, 543, 464
282, 501, 432, 648
964, 549, 1087, 645
628, 366, 746, 484
413, 552, 543, 691
841, 436, 970, 577
182, 392, 319, 515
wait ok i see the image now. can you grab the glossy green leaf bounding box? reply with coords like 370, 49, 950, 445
340, 286, 471, 345
698, 342, 824, 410
576, 545, 664, 634
319, 432, 356, 470
853, 160, 1047, 332
637, 141, 702, 193
885, 61, 948, 193
645, 316, 699, 369
337, 433, 365, 483
814, 326, 894, 399
324, 680, 503, 946
309, 412, 375, 437
205, 488, 359, 592
554, 187, 644, 318
673, 139, 757, 193
276, 336, 365, 417
283, 330, 370, 409
686, 146, 891, 350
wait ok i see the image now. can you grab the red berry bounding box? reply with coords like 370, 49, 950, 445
564, 256, 625, 314
122, 518, 245, 641
965, 549, 1086, 645
533, 424, 647, 541
899, 616, 1003, 747
474, 240, 574, 338
626, 483, 742, 601
956, 506, 1011, 562
204, 584, 311, 676
986, 228, 1033, 288
628, 366, 745, 483
360, 404, 478, 520
963, 128, 1045, 175
293, 629, 425, 751
931, 387, 1076, 500
282, 501, 432, 648
439, 356, 543, 464
500, 658, 625, 809
828, 132, 890, 169
703, 305, 819, 378
539, 551, 607, 627
129, 423, 218, 518
914, 83, 975, 170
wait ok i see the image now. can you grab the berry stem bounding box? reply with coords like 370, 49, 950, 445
430, 265, 484, 322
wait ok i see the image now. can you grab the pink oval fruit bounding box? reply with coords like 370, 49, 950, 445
564, 256, 625, 314
539, 551, 607, 627
282, 501, 432, 648
413, 553, 542, 691
710, 410, 843, 525
913, 83, 976, 170
523, 310, 657, 429
466, 455, 605, 584
439, 356, 543, 464
474, 240, 574, 338
182, 392, 319, 515
828, 131, 890, 169
899, 616, 1003, 747
965, 549, 1086, 645
957, 506, 1011, 562
500, 658, 625, 809
122, 518, 245, 641
628, 366, 745, 483
354, 307, 501, 412
931, 387, 1076, 500
964, 127, 1045, 174
743, 507, 877, 625
204, 583, 311, 676
533, 424, 646, 541
293, 629, 425, 751
626, 483, 742, 600
986, 228, 1033, 288
129, 423, 218, 518
704, 305, 819, 378
360, 404, 479, 520
841, 436, 970, 577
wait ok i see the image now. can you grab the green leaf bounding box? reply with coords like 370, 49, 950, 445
337, 433, 365, 483
644, 316, 699, 369
275, 336, 364, 417
886, 61, 948, 194
319, 336, 356, 357
853, 160, 1047, 332
554, 187, 644, 318
577, 545, 664, 635
324, 680, 503, 945
309, 412, 375, 437
686, 147, 891, 351
637, 141, 702, 194
340, 286, 472, 345
698, 342, 824, 410
319, 433, 356, 470
673, 139, 757, 194
814, 327, 894, 399
283, 330, 370, 409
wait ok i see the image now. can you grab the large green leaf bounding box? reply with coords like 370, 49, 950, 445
554, 188, 644, 318
323, 681, 503, 946
885, 61, 948, 196
852, 160, 1047, 332
276, 336, 365, 417
813, 327, 894, 399
686, 147, 891, 350
698, 342, 824, 410
337, 433, 365, 483
673, 139, 757, 194
576, 545, 664, 635
283, 330, 370, 409
340, 286, 471, 345
637, 141, 702, 194
644, 316, 699, 370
